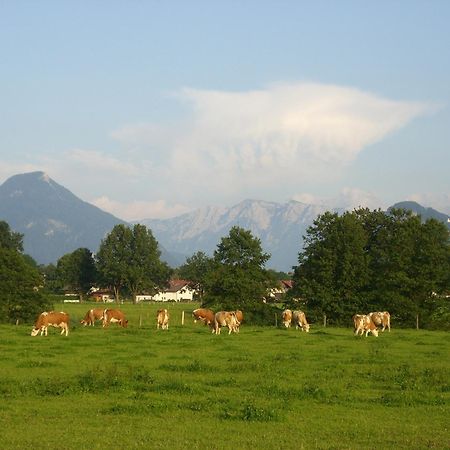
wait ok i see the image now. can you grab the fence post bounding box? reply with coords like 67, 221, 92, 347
139, 314, 142, 328
181, 310, 185, 326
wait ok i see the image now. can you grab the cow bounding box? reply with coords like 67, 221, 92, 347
214, 311, 239, 335
282, 309, 293, 328
192, 308, 215, 329
353, 314, 378, 337
102, 309, 128, 328
234, 310, 244, 333
31, 311, 69, 337
292, 310, 310, 332
157, 309, 169, 330
80, 308, 104, 326
369, 311, 391, 332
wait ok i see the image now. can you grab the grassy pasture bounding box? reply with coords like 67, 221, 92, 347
0, 302, 449, 449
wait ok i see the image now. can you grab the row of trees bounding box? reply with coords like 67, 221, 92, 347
1, 206, 449, 328
46, 224, 172, 304
289, 208, 450, 329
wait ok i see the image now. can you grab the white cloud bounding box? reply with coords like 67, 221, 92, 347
91, 196, 192, 221
113, 82, 432, 202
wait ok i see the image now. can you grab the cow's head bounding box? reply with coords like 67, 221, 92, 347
31, 327, 40, 337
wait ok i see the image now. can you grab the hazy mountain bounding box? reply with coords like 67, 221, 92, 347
0, 171, 180, 266
138, 199, 344, 271
2, 172, 447, 271
390, 201, 450, 230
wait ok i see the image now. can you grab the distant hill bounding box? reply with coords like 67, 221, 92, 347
389, 201, 450, 230
0, 171, 179, 266
2, 171, 448, 271
138, 199, 344, 271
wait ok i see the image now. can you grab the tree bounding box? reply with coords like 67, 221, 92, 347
125, 224, 172, 304
0, 245, 51, 324
177, 251, 214, 300
0, 220, 23, 252
96, 224, 133, 302
203, 226, 274, 323
57, 248, 97, 302
96, 224, 172, 303
293, 207, 450, 328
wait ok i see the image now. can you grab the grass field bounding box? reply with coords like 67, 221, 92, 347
0, 302, 449, 449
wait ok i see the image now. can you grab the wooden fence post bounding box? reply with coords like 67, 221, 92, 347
181, 310, 185, 326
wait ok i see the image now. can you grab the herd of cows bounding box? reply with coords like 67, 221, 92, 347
29, 307, 243, 337
29, 307, 391, 338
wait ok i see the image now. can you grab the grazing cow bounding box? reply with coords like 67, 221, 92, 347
369, 311, 391, 332
80, 308, 104, 326
192, 308, 215, 329
31, 311, 69, 337
292, 310, 310, 332
353, 314, 378, 337
233, 310, 244, 333
282, 309, 293, 328
214, 311, 239, 335
102, 309, 128, 328
157, 309, 169, 330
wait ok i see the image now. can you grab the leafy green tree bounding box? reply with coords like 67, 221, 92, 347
57, 248, 97, 302
293, 207, 450, 328
96, 224, 133, 302
203, 226, 275, 323
177, 251, 214, 300
96, 224, 171, 303
125, 224, 172, 304
0, 222, 51, 323
0, 220, 23, 252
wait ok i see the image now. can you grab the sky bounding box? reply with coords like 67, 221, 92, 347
1, 0, 449, 220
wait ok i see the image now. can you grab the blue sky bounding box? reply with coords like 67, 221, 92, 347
1, 1, 449, 219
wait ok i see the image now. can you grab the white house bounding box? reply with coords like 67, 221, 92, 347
136, 279, 196, 302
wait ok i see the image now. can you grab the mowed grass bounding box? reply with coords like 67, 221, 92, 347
0, 302, 449, 449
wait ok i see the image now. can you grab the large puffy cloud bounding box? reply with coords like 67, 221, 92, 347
113, 82, 432, 202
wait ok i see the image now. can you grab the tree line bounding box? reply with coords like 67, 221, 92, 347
289, 208, 450, 329
1, 206, 449, 329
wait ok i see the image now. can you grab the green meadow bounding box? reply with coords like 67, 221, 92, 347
0, 302, 448, 449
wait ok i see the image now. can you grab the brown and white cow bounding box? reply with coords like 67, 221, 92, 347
80, 308, 104, 326
192, 308, 215, 329
369, 311, 391, 332
214, 311, 239, 335
31, 311, 69, 337
292, 310, 310, 332
102, 309, 128, 328
282, 309, 293, 328
353, 314, 378, 337
157, 309, 169, 330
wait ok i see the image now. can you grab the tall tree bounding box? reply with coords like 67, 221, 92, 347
204, 226, 271, 312
0, 221, 51, 323
125, 224, 172, 304
96, 224, 133, 302
57, 248, 97, 302
0, 220, 23, 252
96, 224, 171, 303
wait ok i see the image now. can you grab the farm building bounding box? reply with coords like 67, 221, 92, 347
136, 279, 196, 302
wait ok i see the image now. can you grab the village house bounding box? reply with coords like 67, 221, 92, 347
136, 279, 196, 302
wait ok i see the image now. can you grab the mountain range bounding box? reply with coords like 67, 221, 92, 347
1, 172, 449, 271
